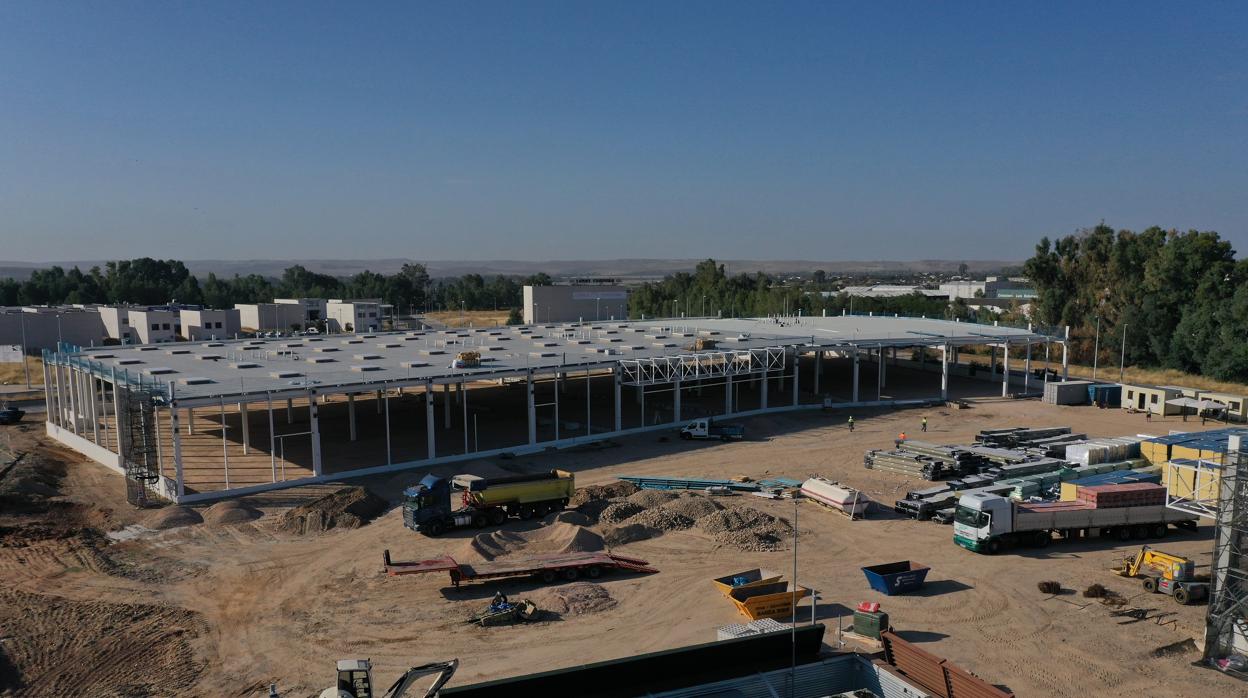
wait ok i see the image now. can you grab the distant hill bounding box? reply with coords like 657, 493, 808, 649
0, 258, 1019, 281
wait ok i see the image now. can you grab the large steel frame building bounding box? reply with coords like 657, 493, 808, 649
43, 315, 1063, 505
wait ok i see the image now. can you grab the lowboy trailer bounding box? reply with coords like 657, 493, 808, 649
382, 550, 658, 588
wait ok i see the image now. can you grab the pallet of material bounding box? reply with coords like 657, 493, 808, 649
961, 446, 1030, 464
1076, 483, 1166, 508
984, 458, 1065, 479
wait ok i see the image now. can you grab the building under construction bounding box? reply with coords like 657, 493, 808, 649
43, 315, 1063, 505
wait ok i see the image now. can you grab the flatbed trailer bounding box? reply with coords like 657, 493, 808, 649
383, 549, 658, 588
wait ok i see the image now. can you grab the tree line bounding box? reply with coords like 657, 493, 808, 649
0, 259, 554, 316
1024, 224, 1248, 382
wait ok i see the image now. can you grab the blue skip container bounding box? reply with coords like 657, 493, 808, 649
861, 561, 931, 595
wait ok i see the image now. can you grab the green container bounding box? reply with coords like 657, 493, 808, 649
853, 610, 890, 639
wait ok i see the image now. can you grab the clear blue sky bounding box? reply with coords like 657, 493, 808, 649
2, 2, 1245, 262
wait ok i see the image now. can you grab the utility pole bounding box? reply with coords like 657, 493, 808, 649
1091, 316, 1101, 380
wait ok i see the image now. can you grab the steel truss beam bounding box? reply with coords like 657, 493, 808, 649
616, 347, 785, 387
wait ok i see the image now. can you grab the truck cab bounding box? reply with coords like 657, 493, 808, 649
953, 492, 1013, 553
402, 475, 454, 532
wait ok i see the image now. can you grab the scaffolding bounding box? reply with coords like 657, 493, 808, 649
1167, 435, 1248, 672
116, 383, 161, 507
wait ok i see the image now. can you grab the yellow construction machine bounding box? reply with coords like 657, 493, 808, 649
1112, 545, 1209, 605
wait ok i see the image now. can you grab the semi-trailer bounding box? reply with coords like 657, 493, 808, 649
402, 470, 575, 536
953, 492, 1198, 554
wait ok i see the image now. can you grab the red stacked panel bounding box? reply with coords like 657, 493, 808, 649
1076, 483, 1166, 509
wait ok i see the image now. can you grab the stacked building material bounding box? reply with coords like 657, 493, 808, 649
1029, 434, 1089, 458
961, 445, 1030, 465
893, 483, 1013, 520
1075, 482, 1166, 508
984, 458, 1066, 480
1066, 437, 1143, 466
617, 476, 759, 492
864, 450, 958, 480
1042, 380, 1092, 405
1058, 466, 1161, 501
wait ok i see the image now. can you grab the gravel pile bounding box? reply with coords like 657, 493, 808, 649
532, 582, 617, 615
600, 523, 659, 546
597, 501, 644, 524
697, 507, 792, 552
630, 507, 695, 531
663, 494, 724, 520
626, 490, 678, 508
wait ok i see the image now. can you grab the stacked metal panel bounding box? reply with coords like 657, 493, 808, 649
1042, 380, 1092, 405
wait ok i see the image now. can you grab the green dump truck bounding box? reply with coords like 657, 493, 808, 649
403, 469, 576, 535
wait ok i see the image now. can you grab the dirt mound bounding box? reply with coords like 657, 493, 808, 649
626, 489, 678, 508
631, 507, 695, 531
202, 500, 262, 527
662, 494, 724, 520
569, 480, 638, 509
697, 507, 792, 552
143, 505, 203, 530
459, 522, 605, 561
547, 510, 592, 527
0, 451, 66, 514
598, 501, 644, 524
278, 487, 386, 535
600, 523, 659, 546
531, 582, 616, 615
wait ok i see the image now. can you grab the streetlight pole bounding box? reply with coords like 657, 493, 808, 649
702, 295, 706, 316
1091, 316, 1101, 380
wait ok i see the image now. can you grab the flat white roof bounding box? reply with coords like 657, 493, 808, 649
65, 315, 1050, 401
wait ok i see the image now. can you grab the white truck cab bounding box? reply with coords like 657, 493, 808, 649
953, 492, 1012, 552
681, 419, 713, 438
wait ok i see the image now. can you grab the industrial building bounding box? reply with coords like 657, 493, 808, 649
326, 299, 384, 333
0, 306, 106, 353
1121, 383, 1184, 415
523, 283, 629, 323
43, 314, 1062, 505
938, 276, 1036, 301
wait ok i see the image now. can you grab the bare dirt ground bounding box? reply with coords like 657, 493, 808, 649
0, 400, 1242, 697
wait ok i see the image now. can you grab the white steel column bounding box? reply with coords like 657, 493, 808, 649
154, 407, 164, 478
53, 360, 64, 427
425, 381, 436, 459
1024, 342, 1032, 394
1062, 326, 1070, 381
725, 374, 733, 415
814, 350, 822, 395
187, 407, 195, 435
1002, 343, 1011, 398
170, 394, 185, 498
89, 376, 100, 443
613, 368, 622, 432
941, 344, 949, 401
852, 348, 860, 402
110, 368, 121, 451
461, 380, 469, 453
877, 349, 884, 400
267, 394, 277, 482
585, 368, 592, 437
240, 401, 250, 454
67, 365, 79, 435
879, 346, 887, 390
673, 379, 682, 423
526, 370, 537, 445
309, 389, 322, 477
348, 393, 357, 441
990, 345, 997, 379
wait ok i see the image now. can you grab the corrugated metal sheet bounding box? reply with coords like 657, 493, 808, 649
881, 632, 1015, 698
866, 660, 938, 698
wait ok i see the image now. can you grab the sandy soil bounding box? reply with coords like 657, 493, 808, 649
0, 400, 1241, 697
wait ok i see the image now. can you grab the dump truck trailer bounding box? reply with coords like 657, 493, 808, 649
382, 550, 658, 588
402, 470, 575, 536
953, 492, 1198, 554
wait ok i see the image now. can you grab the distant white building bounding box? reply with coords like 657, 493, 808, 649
831, 285, 949, 299
235, 303, 306, 333
939, 276, 1035, 301
523, 284, 629, 323
326, 299, 382, 333
180, 308, 241, 340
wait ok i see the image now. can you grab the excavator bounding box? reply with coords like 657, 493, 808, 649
315, 658, 458, 698
1112, 546, 1210, 605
